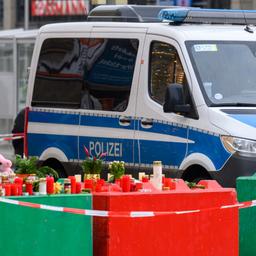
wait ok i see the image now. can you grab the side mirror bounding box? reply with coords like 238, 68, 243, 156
163, 83, 191, 114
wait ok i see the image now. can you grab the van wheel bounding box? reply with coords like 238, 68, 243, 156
182, 165, 212, 183
42, 158, 66, 179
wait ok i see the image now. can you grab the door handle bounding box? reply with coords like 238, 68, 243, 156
119, 116, 131, 126
141, 118, 153, 128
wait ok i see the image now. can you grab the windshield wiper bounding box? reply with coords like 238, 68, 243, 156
210, 103, 256, 107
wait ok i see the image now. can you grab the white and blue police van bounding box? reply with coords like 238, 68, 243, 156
24, 6, 256, 187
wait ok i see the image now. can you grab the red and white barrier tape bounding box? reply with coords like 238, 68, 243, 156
0, 133, 24, 142
0, 136, 24, 142
0, 197, 255, 218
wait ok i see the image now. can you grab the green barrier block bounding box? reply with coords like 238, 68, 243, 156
237, 175, 256, 256
0, 194, 92, 256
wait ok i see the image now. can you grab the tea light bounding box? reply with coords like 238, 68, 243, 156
75, 174, 81, 183
138, 172, 146, 181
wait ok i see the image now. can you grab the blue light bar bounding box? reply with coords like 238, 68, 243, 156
158, 8, 189, 22
158, 8, 256, 25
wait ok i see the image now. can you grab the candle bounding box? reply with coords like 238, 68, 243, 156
74, 174, 81, 183
39, 178, 47, 195
17, 184, 23, 196
26, 182, 33, 195
46, 176, 54, 194
11, 184, 18, 196
4, 184, 11, 196
152, 161, 162, 190
14, 177, 23, 185
121, 175, 131, 192
95, 183, 102, 192
68, 176, 76, 194
76, 182, 82, 194
164, 178, 172, 188
142, 176, 149, 182
135, 182, 143, 191
138, 172, 146, 181
84, 179, 94, 191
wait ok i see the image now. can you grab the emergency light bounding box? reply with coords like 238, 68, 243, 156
158, 8, 256, 25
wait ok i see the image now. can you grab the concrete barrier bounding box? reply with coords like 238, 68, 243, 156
0, 194, 92, 256
93, 180, 238, 256
237, 174, 256, 256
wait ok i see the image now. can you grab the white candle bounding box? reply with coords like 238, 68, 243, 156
39, 178, 47, 195
139, 172, 146, 181
152, 161, 162, 190
75, 174, 81, 183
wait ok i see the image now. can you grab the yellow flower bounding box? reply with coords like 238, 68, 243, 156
54, 182, 62, 194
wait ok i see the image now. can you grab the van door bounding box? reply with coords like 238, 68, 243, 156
29, 36, 86, 165
135, 35, 190, 173
78, 28, 147, 170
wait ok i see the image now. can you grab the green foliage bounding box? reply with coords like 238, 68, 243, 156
185, 181, 205, 189
14, 155, 59, 179
108, 161, 125, 180
81, 157, 103, 175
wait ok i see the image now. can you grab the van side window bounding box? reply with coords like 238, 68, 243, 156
81, 38, 139, 112
32, 38, 139, 112
32, 38, 83, 108
149, 41, 188, 105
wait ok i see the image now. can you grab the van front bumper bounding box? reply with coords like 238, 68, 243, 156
210, 153, 256, 188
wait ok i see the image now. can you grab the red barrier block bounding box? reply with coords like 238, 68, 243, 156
93, 180, 238, 256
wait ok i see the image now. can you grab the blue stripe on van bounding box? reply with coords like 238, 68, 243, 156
229, 114, 256, 128
28, 111, 231, 170
29, 111, 79, 125
187, 130, 231, 170
28, 133, 78, 159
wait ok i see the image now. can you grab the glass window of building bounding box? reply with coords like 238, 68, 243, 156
149, 41, 188, 105
17, 42, 34, 111
0, 42, 15, 119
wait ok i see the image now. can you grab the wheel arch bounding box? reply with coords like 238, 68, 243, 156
179, 153, 215, 181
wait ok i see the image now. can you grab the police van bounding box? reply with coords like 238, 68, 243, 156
24, 5, 256, 187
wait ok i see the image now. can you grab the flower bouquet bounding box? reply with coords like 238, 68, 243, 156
81, 146, 107, 180
108, 161, 125, 182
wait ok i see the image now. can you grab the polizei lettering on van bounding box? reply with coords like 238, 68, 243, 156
89, 141, 123, 158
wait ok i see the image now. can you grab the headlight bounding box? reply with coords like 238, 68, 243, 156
221, 136, 256, 156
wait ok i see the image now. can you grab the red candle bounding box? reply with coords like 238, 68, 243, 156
14, 177, 23, 185
11, 184, 18, 196
4, 184, 11, 196
164, 178, 172, 188
121, 175, 131, 192
95, 183, 102, 192
68, 176, 76, 194
46, 176, 54, 194
142, 176, 149, 182
115, 178, 121, 186
84, 179, 94, 191
76, 182, 82, 194
135, 182, 143, 191
17, 184, 23, 196
26, 183, 33, 195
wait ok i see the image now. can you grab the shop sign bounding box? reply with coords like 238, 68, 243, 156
31, 0, 89, 16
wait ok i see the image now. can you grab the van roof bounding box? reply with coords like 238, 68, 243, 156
39, 21, 255, 42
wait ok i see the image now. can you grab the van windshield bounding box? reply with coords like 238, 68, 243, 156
186, 41, 256, 106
